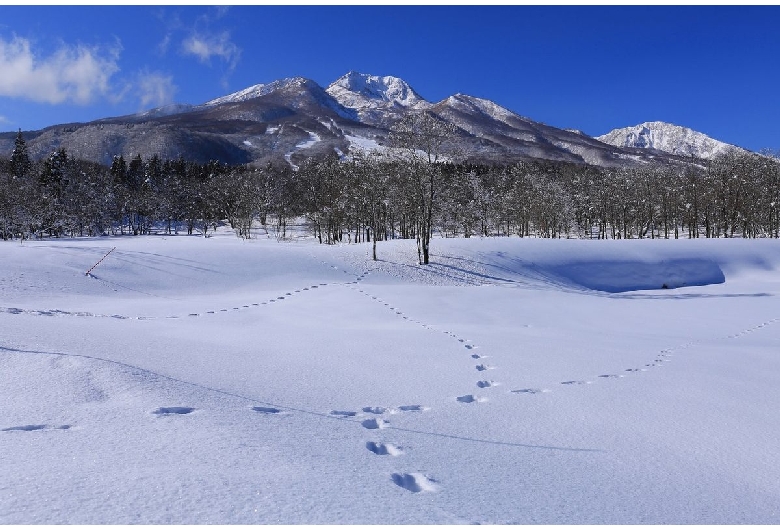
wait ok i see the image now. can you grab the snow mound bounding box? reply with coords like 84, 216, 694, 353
338, 237, 776, 293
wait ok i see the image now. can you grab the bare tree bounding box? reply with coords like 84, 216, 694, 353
389, 112, 457, 264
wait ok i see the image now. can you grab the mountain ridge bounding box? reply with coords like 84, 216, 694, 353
0, 72, 744, 168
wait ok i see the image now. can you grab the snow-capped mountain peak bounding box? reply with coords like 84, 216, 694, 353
205, 77, 311, 106
326, 71, 427, 110
443, 93, 526, 123
596, 121, 741, 159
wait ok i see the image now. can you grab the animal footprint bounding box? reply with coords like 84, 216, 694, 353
252, 406, 282, 414
561, 380, 591, 385
362, 418, 388, 430
475, 364, 493, 371
476, 380, 497, 388
511, 388, 550, 394
153, 407, 195, 415
598, 374, 624, 379
398, 405, 425, 412
2, 424, 71, 432
391, 473, 439, 493
366, 441, 404, 456
456, 394, 484, 403
362, 406, 387, 414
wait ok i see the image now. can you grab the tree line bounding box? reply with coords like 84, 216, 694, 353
2, 126, 779, 263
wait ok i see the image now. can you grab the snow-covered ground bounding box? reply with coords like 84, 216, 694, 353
2, 229, 779, 524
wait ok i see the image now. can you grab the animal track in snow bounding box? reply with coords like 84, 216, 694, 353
390, 472, 439, 493
398, 405, 425, 412
471, 353, 485, 359
456, 394, 484, 403
362, 418, 388, 430
152, 406, 195, 415
2, 424, 71, 432
366, 441, 404, 456
511, 388, 550, 394
561, 380, 591, 385
252, 406, 282, 414
476, 380, 497, 388
598, 374, 624, 379
475, 364, 493, 371
3, 276, 336, 320
362, 406, 387, 414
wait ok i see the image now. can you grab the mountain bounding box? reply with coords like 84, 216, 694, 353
0, 73, 738, 169
325, 71, 429, 127
596, 121, 743, 160
429, 94, 649, 166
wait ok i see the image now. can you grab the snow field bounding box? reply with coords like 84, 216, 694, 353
2, 232, 780, 523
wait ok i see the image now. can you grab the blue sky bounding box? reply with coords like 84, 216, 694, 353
1, 5, 778, 152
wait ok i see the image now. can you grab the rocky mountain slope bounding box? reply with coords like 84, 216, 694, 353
596, 121, 743, 159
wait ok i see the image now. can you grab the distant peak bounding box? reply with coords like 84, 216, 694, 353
597, 121, 742, 159
205, 77, 315, 106
326, 72, 426, 110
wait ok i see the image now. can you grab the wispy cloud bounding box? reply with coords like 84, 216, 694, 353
0, 35, 121, 105
154, 7, 241, 88
181, 31, 240, 68
157, 33, 172, 56
136, 70, 177, 109
0, 115, 8, 125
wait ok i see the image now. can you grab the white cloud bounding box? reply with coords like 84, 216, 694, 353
181, 31, 240, 69
0, 35, 121, 105
0, 115, 8, 125
157, 33, 172, 56
136, 71, 177, 109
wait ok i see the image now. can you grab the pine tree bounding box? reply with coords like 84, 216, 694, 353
11, 129, 31, 178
